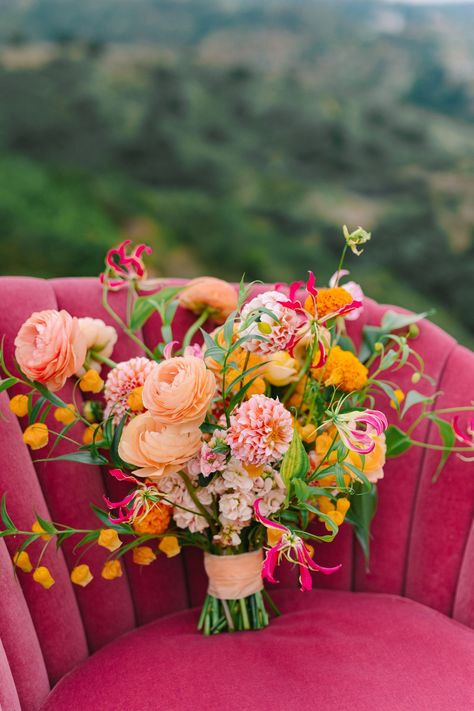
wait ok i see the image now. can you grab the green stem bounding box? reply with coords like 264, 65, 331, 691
334, 244, 348, 286
262, 588, 281, 617
89, 351, 118, 369
408, 440, 473, 452
101, 286, 156, 359
182, 309, 211, 351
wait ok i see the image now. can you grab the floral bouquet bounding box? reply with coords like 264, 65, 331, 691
1, 229, 472, 635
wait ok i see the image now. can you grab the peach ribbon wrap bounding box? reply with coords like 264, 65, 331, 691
204, 549, 264, 600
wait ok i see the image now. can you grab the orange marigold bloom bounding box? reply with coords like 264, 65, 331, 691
317, 345, 368, 392
304, 287, 353, 320
133, 502, 172, 536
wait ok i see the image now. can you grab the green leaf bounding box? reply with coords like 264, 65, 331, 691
0, 376, 19, 392
91, 504, 133, 534
381, 310, 429, 333
401, 390, 437, 418
280, 430, 309, 494
385, 425, 412, 457
337, 335, 356, 355
1, 494, 15, 531
428, 415, 456, 482
34, 514, 56, 534
73, 530, 100, 553
359, 325, 384, 362
226, 376, 261, 412
31, 382, 68, 408
35, 450, 108, 465
372, 380, 402, 413
130, 288, 182, 331
345, 483, 377, 566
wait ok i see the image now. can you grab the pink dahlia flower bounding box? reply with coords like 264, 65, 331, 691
104, 357, 156, 423
226, 394, 293, 466
238, 290, 304, 356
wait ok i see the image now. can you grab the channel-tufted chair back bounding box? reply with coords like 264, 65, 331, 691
0, 277, 473, 711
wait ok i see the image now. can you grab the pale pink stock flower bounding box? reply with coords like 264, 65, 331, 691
104, 357, 157, 422
329, 270, 364, 321
254, 500, 341, 591
239, 290, 304, 356
200, 442, 227, 477
76, 317, 118, 375
226, 394, 293, 466
15, 309, 87, 391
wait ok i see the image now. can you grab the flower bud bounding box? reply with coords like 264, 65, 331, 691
33, 566, 55, 589
411, 372, 421, 384
101, 560, 123, 580
23, 423, 49, 450
13, 550, 33, 573
79, 369, 104, 394
70, 564, 93, 588
158, 535, 181, 558
374, 342, 383, 353
98, 529, 122, 552
9, 394, 29, 418
132, 546, 156, 566
342, 225, 371, 256
408, 324, 420, 339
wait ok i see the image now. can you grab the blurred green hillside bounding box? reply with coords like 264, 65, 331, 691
0, 0, 473, 345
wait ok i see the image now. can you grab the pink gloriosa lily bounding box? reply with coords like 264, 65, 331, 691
104, 468, 164, 524
331, 408, 388, 455
100, 240, 152, 290
254, 499, 341, 591
453, 417, 474, 462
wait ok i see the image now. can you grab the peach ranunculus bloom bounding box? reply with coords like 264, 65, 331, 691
143, 355, 216, 426
76, 317, 118, 376
15, 310, 87, 391
178, 277, 238, 324
118, 412, 202, 480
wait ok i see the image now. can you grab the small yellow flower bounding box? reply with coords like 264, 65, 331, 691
54, 404, 77, 425
70, 564, 93, 587
319, 496, 351, 531
13, 550, 33, 573
267, 527, 284, 547
300, 423, 318, 444
23, 423, 49, 450
97, 529, 122, 552
82, 423, 103, 445
33, 566, 55, 589
158, 536, 181, 558
79, 369, 104, 394
32, 520, 52, 541
390, 389, 405, 410
127, 386, 144, 412
264, 351, 298, 386
132, 546, 156, 566
101, 559, 123, 580
9, 394, 29, 417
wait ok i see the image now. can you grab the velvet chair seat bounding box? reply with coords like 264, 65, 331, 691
0, 276, 473, 711
40, 589, 474, 711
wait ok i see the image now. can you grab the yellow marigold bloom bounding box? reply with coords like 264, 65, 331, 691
264, 351, 298, 386
33, 566, 55, 589
158, 535, 181, 558
32, 520, 52, 541
309, 287, 353, 321
54, 404, 77, 425
70, 564, 93, 587
9, 394, 29, 417
23, 423, 49, 450
82, 423, 103, 445
267, 527, 284, 547
133, 546, 156, 566
390, 389, 405, 410
79, 369, 104, 394
13, 550, 33, 573
133, 503, 171, 536
317, 346, 368, 392
98, 529, 122, 552
127, 386, 144, 412
101, 559, 123, 580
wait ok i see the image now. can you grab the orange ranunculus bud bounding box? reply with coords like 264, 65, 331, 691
127, 386, 144, 412
23, 423, 48, 450
9, 394, 29, 417
33, 566, 55, 589
70, 564, 93, 587
79, 369, 104, 394
13, 550, 33, 573
132, 546, 156, 566
101, 559, 123, 580
82, 423, 103, 445
32, 520, 52, 541
54, 404, 77, 425
97, 529, 122, 552
158, 535, 181, 558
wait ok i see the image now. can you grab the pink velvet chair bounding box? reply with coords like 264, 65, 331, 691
1, 276, 473, 711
